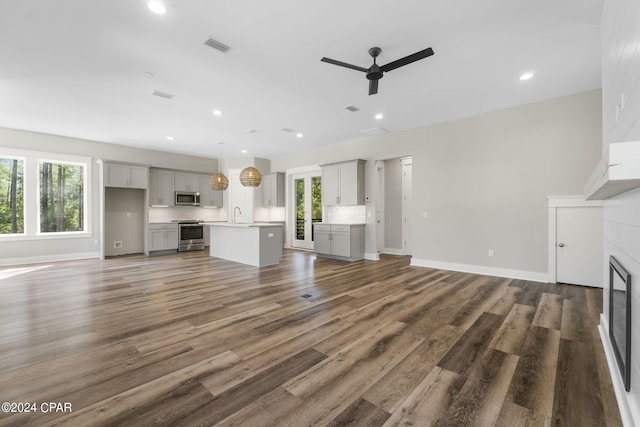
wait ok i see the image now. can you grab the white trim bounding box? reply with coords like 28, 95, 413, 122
598, 314, 637, 427
547, 195, 604, 208
364, 252, 379, 261
547, 196, 605, 283
285, 164, 321, 175
0, 251, 99, 267
410, 258, 548, 282
382, 247, 404, 255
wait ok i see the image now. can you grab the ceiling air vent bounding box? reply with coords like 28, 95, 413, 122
344, 104, 360, 112
204, 38, 231, 53
361, 127, 389, 136
280, 127, 294, 133
151, 90, 175, 99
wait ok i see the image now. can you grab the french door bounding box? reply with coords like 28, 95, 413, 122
291, 172, 322, 249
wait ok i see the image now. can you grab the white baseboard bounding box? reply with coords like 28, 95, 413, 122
382, 248, 404, 255
0, 251, 99, 267
364, 252, 380, 261
598, 314, 637, 427
410, 258, 548, 282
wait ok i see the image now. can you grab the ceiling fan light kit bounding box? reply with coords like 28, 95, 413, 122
321, 46, 434, 95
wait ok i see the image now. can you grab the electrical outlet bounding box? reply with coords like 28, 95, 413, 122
94, 239, 99, 245
488, 249, 494, 257
423, 211, 428, 218
114, 241, 123, 249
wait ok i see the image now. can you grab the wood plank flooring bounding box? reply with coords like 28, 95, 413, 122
0, 250, 622, 426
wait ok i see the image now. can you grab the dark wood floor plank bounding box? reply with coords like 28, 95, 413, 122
362, 324, 461, 413
434, 349, 519, 427
488, 303, 536, 355
327, 397, 391, 427
507, 326, 560, 416
182, 348, 327, 426
552, 338, 607, 426
437, 311, 504, 375
382, 366, 464, 426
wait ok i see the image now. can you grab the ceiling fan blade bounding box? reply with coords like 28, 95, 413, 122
369, 79, 379, 95
321, 57, 368, 73
380, 47, 434, 73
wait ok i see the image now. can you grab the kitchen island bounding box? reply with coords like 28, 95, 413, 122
207, 223, 283, 267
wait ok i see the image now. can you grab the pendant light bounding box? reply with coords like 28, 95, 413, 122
210, 173, 228, 191
239, 166, 262, 187
210, 142, 229, 191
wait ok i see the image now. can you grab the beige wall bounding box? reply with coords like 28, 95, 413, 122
601, 0, 640, 422
272, 90, 602, 278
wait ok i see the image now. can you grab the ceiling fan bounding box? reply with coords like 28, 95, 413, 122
321, 46, 434, 95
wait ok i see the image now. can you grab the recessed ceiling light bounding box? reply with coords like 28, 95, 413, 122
296, 133, 303, 138
166, 136, 174, 141
147, 1, 166, 14
212, 110, 222, 116
519, 72, 534, 81
241, 149, 248, 154
375, 113, 384, 120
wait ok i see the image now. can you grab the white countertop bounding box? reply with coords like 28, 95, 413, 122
208, 222, 283, 228
315, 222, 366, 225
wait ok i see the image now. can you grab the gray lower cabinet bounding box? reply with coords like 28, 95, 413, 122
149, 223, 179, 252
314, 224, 364, 261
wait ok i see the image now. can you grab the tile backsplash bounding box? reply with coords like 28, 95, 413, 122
325, 205, 366, 224
149, 206, 226, 222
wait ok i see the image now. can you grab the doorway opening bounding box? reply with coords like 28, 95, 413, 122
377, 156, 412, 256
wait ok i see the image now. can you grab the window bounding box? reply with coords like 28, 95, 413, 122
0, 157, 25, 234
0, 148, 90, 239
39, 161, 85, 233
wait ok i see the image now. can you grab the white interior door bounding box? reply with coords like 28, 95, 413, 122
291, 172, 322, 249
556, 206, 603, 287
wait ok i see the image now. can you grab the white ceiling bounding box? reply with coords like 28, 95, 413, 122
0, 0, 603, 160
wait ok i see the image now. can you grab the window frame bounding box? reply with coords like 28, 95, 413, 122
0, 154, 26, 236
0, 147, 92, 241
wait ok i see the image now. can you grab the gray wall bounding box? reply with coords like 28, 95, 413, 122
105, 188, 144, 256
272, 90, 602, 277
384, 158, 403, 251
0, 127, 218, 264
601, 0, 640, 421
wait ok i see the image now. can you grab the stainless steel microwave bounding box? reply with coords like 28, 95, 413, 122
175, 191, 200, 206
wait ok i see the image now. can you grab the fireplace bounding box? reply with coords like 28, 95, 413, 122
609, 256, 632, 391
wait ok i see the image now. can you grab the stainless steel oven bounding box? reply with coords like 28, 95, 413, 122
175, 220, 205, 251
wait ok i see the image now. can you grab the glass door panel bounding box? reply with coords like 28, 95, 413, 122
292, 172, 322, 249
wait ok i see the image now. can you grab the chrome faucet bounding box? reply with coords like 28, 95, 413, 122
233, 206, 242, 224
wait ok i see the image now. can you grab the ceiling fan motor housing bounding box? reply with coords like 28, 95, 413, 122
367, 65, 383, 80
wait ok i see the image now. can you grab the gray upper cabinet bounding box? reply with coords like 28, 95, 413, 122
174, 172, 200, 192
321, 159, 365, 206
262, 172, 285, 207
105, 163, 148, 189
149, 169, 175, 206
200, 174, 223, 208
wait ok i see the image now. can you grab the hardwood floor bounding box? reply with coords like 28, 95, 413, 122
0, 250, 621, 426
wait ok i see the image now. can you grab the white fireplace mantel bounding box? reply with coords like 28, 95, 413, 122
585, 140, 640, 200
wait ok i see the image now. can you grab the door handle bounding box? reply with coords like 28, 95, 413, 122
558, 243, 565, 247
